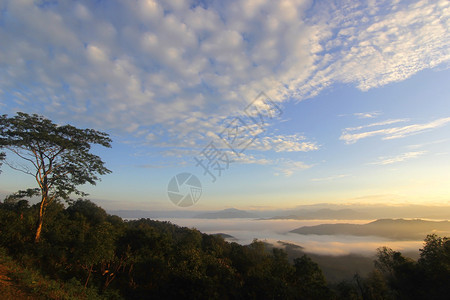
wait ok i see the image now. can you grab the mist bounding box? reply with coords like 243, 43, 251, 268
153, 218, 424, 256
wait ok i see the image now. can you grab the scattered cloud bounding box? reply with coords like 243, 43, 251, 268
307, 0, 450, 92
369, 151, 427, 165
275, 160, 313, 177
252, 134, 319, 152
232, 153, 272, 165
161, 148, 199, 158
341, 117, 450, 144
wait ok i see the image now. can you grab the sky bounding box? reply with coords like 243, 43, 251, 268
0, 0, 449, 211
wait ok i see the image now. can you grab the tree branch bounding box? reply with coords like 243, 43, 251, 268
5, 160, 34, 176
6, 146, 39, 170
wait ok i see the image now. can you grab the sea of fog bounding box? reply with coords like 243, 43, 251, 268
151, 218, 423, 256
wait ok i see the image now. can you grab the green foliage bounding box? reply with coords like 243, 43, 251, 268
292, 255, 331, 300
419, 234, 450, 270
333, 234, 450, 300
418, 234, 450, 299
4, 189, 40, 204
0, 201, 337, 299
0, 199, 36, 251
372, 237, 450, 300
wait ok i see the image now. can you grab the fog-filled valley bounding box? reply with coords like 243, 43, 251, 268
148, 217, 425, 256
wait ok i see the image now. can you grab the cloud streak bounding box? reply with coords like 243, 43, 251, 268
369, 151, 427, 165
311, 174, 350, 182
341, 117, 450, 144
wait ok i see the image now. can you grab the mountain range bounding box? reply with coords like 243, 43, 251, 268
290, 219, 450, 240
108, 203, 450, 220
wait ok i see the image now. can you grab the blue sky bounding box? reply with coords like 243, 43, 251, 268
0, 0, 449, 210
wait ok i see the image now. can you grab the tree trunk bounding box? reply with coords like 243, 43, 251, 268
34, 193, 47, 243
85, 264, 93, 288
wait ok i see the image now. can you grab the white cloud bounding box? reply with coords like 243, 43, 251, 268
341, 117, 450, 144
312, 0, 450, 91
353, 111, 381, 118
252, 134, 319, 152
0, 0, 449, 155
369, 151, 427, 165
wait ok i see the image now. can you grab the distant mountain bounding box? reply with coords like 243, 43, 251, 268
288, 204, 450, 220
107, 203, 450, 220
267, 208, 373, 220
195, 208, 258, 219
291, 219, 450, 240
107, 210, 199, 219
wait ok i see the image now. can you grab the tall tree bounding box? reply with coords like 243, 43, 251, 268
0, 112, 111, 242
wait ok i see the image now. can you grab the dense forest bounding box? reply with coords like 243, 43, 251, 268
0, 199, 449, 300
